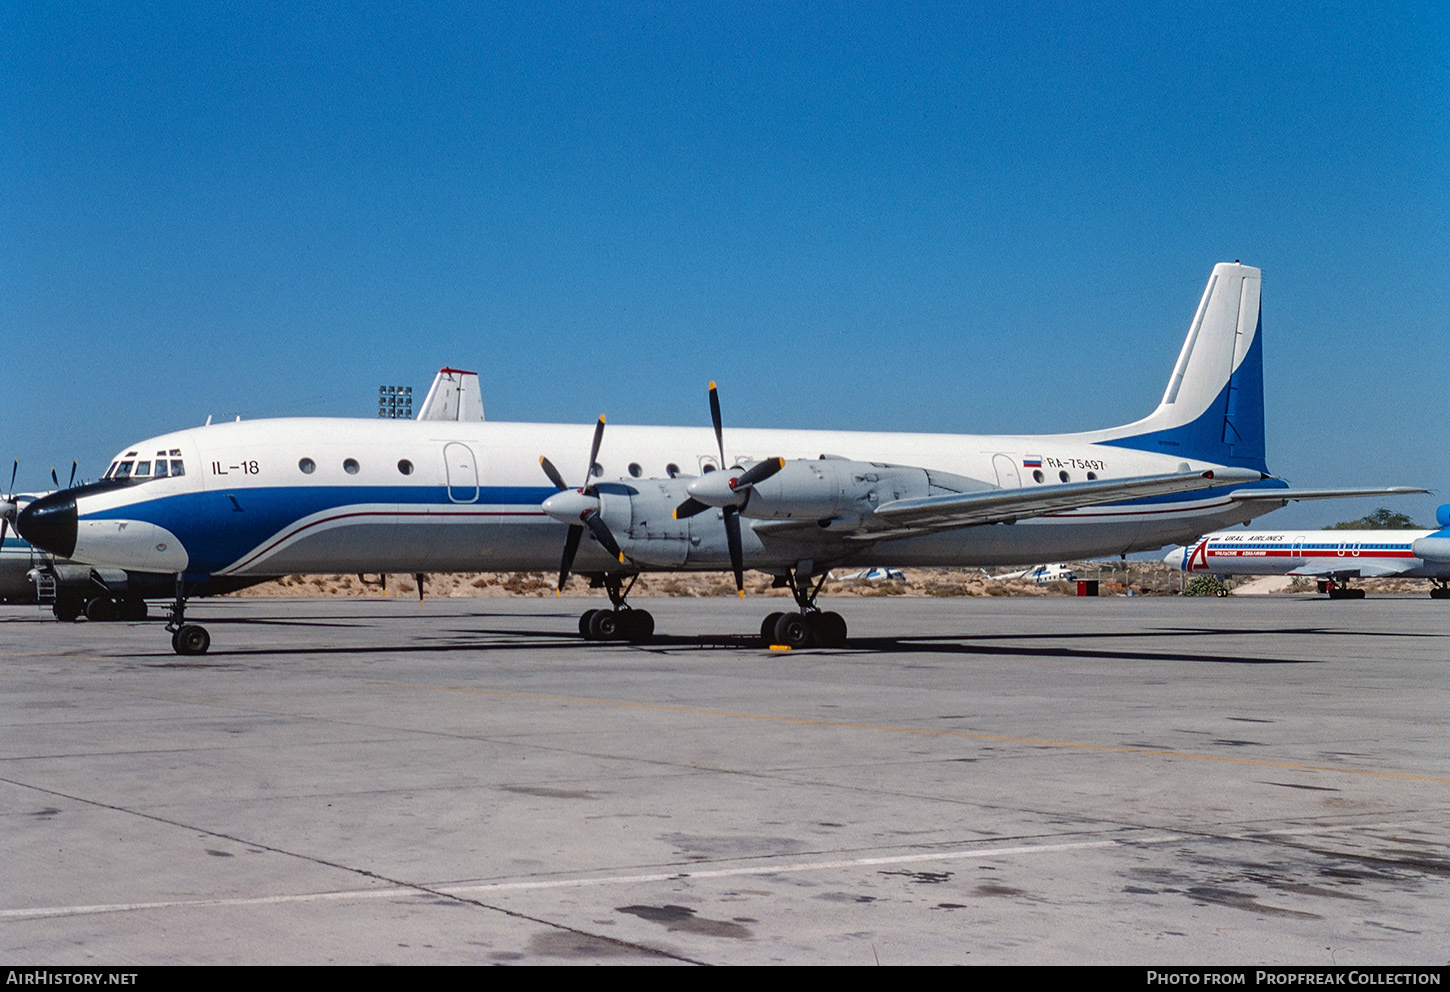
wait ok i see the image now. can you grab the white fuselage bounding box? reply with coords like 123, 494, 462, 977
68, 416, 1269, 580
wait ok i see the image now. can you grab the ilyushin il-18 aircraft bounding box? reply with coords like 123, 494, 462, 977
1166, 506, 1450, 599
14, 263, 1424, 654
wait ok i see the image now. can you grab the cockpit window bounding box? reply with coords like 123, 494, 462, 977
102, 449, 183, 481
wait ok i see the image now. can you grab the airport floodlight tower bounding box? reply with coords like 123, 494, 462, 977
378, 385, 413, 419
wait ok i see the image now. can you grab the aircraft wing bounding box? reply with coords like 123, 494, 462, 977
863, 467, 1264, 536
1287, 560, 1415, 579
1228, 486, 1428, 503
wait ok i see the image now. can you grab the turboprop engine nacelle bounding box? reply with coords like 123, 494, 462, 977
728, 458, 993, 523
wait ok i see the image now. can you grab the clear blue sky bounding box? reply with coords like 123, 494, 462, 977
4, 2, 1446, 528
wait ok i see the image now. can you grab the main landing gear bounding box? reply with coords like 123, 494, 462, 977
759, 568, 848, 649
578, 574, 655, 643
1320, 580, 1366, 600
166, 577, 210, 655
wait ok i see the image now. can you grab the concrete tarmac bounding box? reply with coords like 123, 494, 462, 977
1, 595, 1446, 965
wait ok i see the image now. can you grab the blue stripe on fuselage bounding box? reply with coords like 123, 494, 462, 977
85, 484, 557, 577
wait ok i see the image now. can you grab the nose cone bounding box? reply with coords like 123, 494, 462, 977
17, 491, 77, 558
540, 488, 600, 526
685, 471, 743, 508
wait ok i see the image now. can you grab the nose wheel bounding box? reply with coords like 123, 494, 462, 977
165, 575, 210, 655
171, 624, 211, 655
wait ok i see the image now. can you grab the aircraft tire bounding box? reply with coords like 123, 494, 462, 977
623, 609, 654, 643
810, 611, 848, 648
120, 597, 149, 621
1430, 588, 1450, 600
773, 612, 814, 649
54, 598, 83, 622
588, 609, 621, 641
172, 624, 210, 656
760, 612, 784, 645
85, 597, 118, 622
579, 609, 600, 638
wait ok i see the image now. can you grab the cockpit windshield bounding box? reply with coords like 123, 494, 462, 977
103, 449, 185, 481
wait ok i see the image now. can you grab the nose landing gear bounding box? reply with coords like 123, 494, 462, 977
166, 576, 210, 655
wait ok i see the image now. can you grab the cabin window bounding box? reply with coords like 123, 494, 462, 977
1032, 469, 1045, 484
666, 463, 680, 478
628, 462, 642, 478
298, 458, 316, 474
1086, 471, 1097, 480
343, 458, 360, 475
1058, 470, 1070, 483
397, 459, 414, 475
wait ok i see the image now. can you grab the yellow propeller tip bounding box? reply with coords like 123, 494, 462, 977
737, 589, 745, 598
709, 381, 717, 390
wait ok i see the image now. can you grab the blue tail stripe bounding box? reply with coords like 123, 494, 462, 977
1102, 313, 1269, 475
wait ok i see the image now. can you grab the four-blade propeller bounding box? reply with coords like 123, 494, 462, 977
539, 415, 625, 593
672, 382, 784, 596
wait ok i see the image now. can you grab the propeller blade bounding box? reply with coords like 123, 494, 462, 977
708, 382, 725, 468
582, 509, 625, 563
557, 525, 584, 592
723, 507, 744, 597
50, 467, 59, 488
673, 496, 711, 520
539, 455, 569, 491
0, 517, 9, 549
7, 459, 16, 495
585, 415, 606, 492
68, 460, 77, 488
732, 457, 785, 491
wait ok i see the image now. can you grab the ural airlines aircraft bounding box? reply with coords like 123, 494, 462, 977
1167, 505, 1450, 598
15, 263, 1422, 654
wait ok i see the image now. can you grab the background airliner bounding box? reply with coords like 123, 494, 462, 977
1167, 505, 1450, 598
14, 263, 1423, 653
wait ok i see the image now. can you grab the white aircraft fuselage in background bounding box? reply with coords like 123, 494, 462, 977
1167, 507, 1450, 596
14, 263, 1423, 650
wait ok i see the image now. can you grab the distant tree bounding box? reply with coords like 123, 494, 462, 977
1326, 507, 1421, 530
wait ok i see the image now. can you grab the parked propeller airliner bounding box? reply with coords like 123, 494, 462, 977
1167, 505, 1450, 598
15, 263, 1424, 654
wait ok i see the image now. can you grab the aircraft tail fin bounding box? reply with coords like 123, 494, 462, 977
1080, 262, 1267, 473
417, 368, 486, 422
